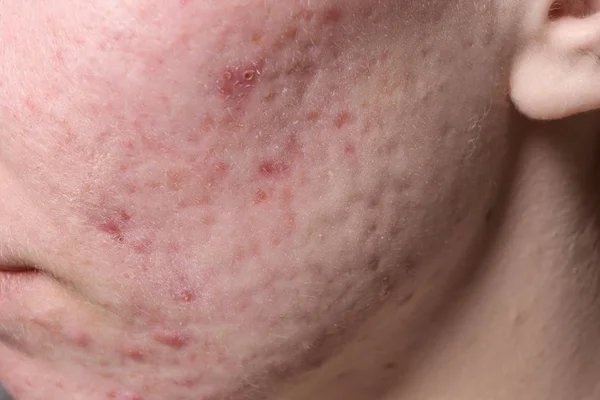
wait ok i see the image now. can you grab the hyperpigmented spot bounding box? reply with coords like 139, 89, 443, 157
384, 362, 398, 370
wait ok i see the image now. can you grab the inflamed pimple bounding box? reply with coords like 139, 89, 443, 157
152, 328, 190, 349
96, 208, 132, 243
216, 59, 265, 103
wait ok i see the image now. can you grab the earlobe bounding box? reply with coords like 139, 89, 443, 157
510, 1, 600, 120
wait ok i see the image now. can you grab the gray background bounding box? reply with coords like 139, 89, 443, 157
0, 384, 12, 400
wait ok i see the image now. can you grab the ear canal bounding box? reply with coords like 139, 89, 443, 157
548, 0, 589, 19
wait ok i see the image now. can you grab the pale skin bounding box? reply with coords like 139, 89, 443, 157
0, 0, 599, 399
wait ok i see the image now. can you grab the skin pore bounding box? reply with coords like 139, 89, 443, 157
0, 0, 599, 399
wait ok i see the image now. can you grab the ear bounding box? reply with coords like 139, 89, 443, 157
510, 0, 600, 120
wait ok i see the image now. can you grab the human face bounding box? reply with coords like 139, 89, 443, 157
0, 1, 516, 399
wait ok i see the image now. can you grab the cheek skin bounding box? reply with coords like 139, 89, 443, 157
0, 0, 510, 399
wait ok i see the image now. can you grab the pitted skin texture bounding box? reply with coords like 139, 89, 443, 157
0, 1, 514, 399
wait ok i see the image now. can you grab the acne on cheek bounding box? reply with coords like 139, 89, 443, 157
80, 2, 366, 299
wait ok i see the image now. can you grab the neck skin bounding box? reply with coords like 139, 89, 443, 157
279, 112, 600, 400
397, 114, 600, 400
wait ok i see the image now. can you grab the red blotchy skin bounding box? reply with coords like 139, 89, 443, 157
0, 0, 511, 399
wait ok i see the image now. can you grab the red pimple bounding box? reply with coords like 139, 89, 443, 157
124, 348, 146, 362
152, 329, 190, 349
344, 144, 356, 156
74, 332, 92, 349
98, 209, 131, 242
206, 160, 230, 187
198, 114, 216, 134
99, 221, 124, 242
54, 49, 65, 66
214, 160, 229, 172
285, 136, 305, 159
249, 241, 262, 257
334, 111, 353, 129
259, 161, 290, 177
167, 242, 182, 254
24, 96, 39, 115
131, 237, 153, 255
243, 70, 256, 81
172, 289, 196, 303
216, 60, 264, 101
255, 188, 269, 204
322, 7, 344, 24
306, 110, 321, 122
181, 377, 202, 388
299, 9, 315, 22
223, 70, 233, 79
